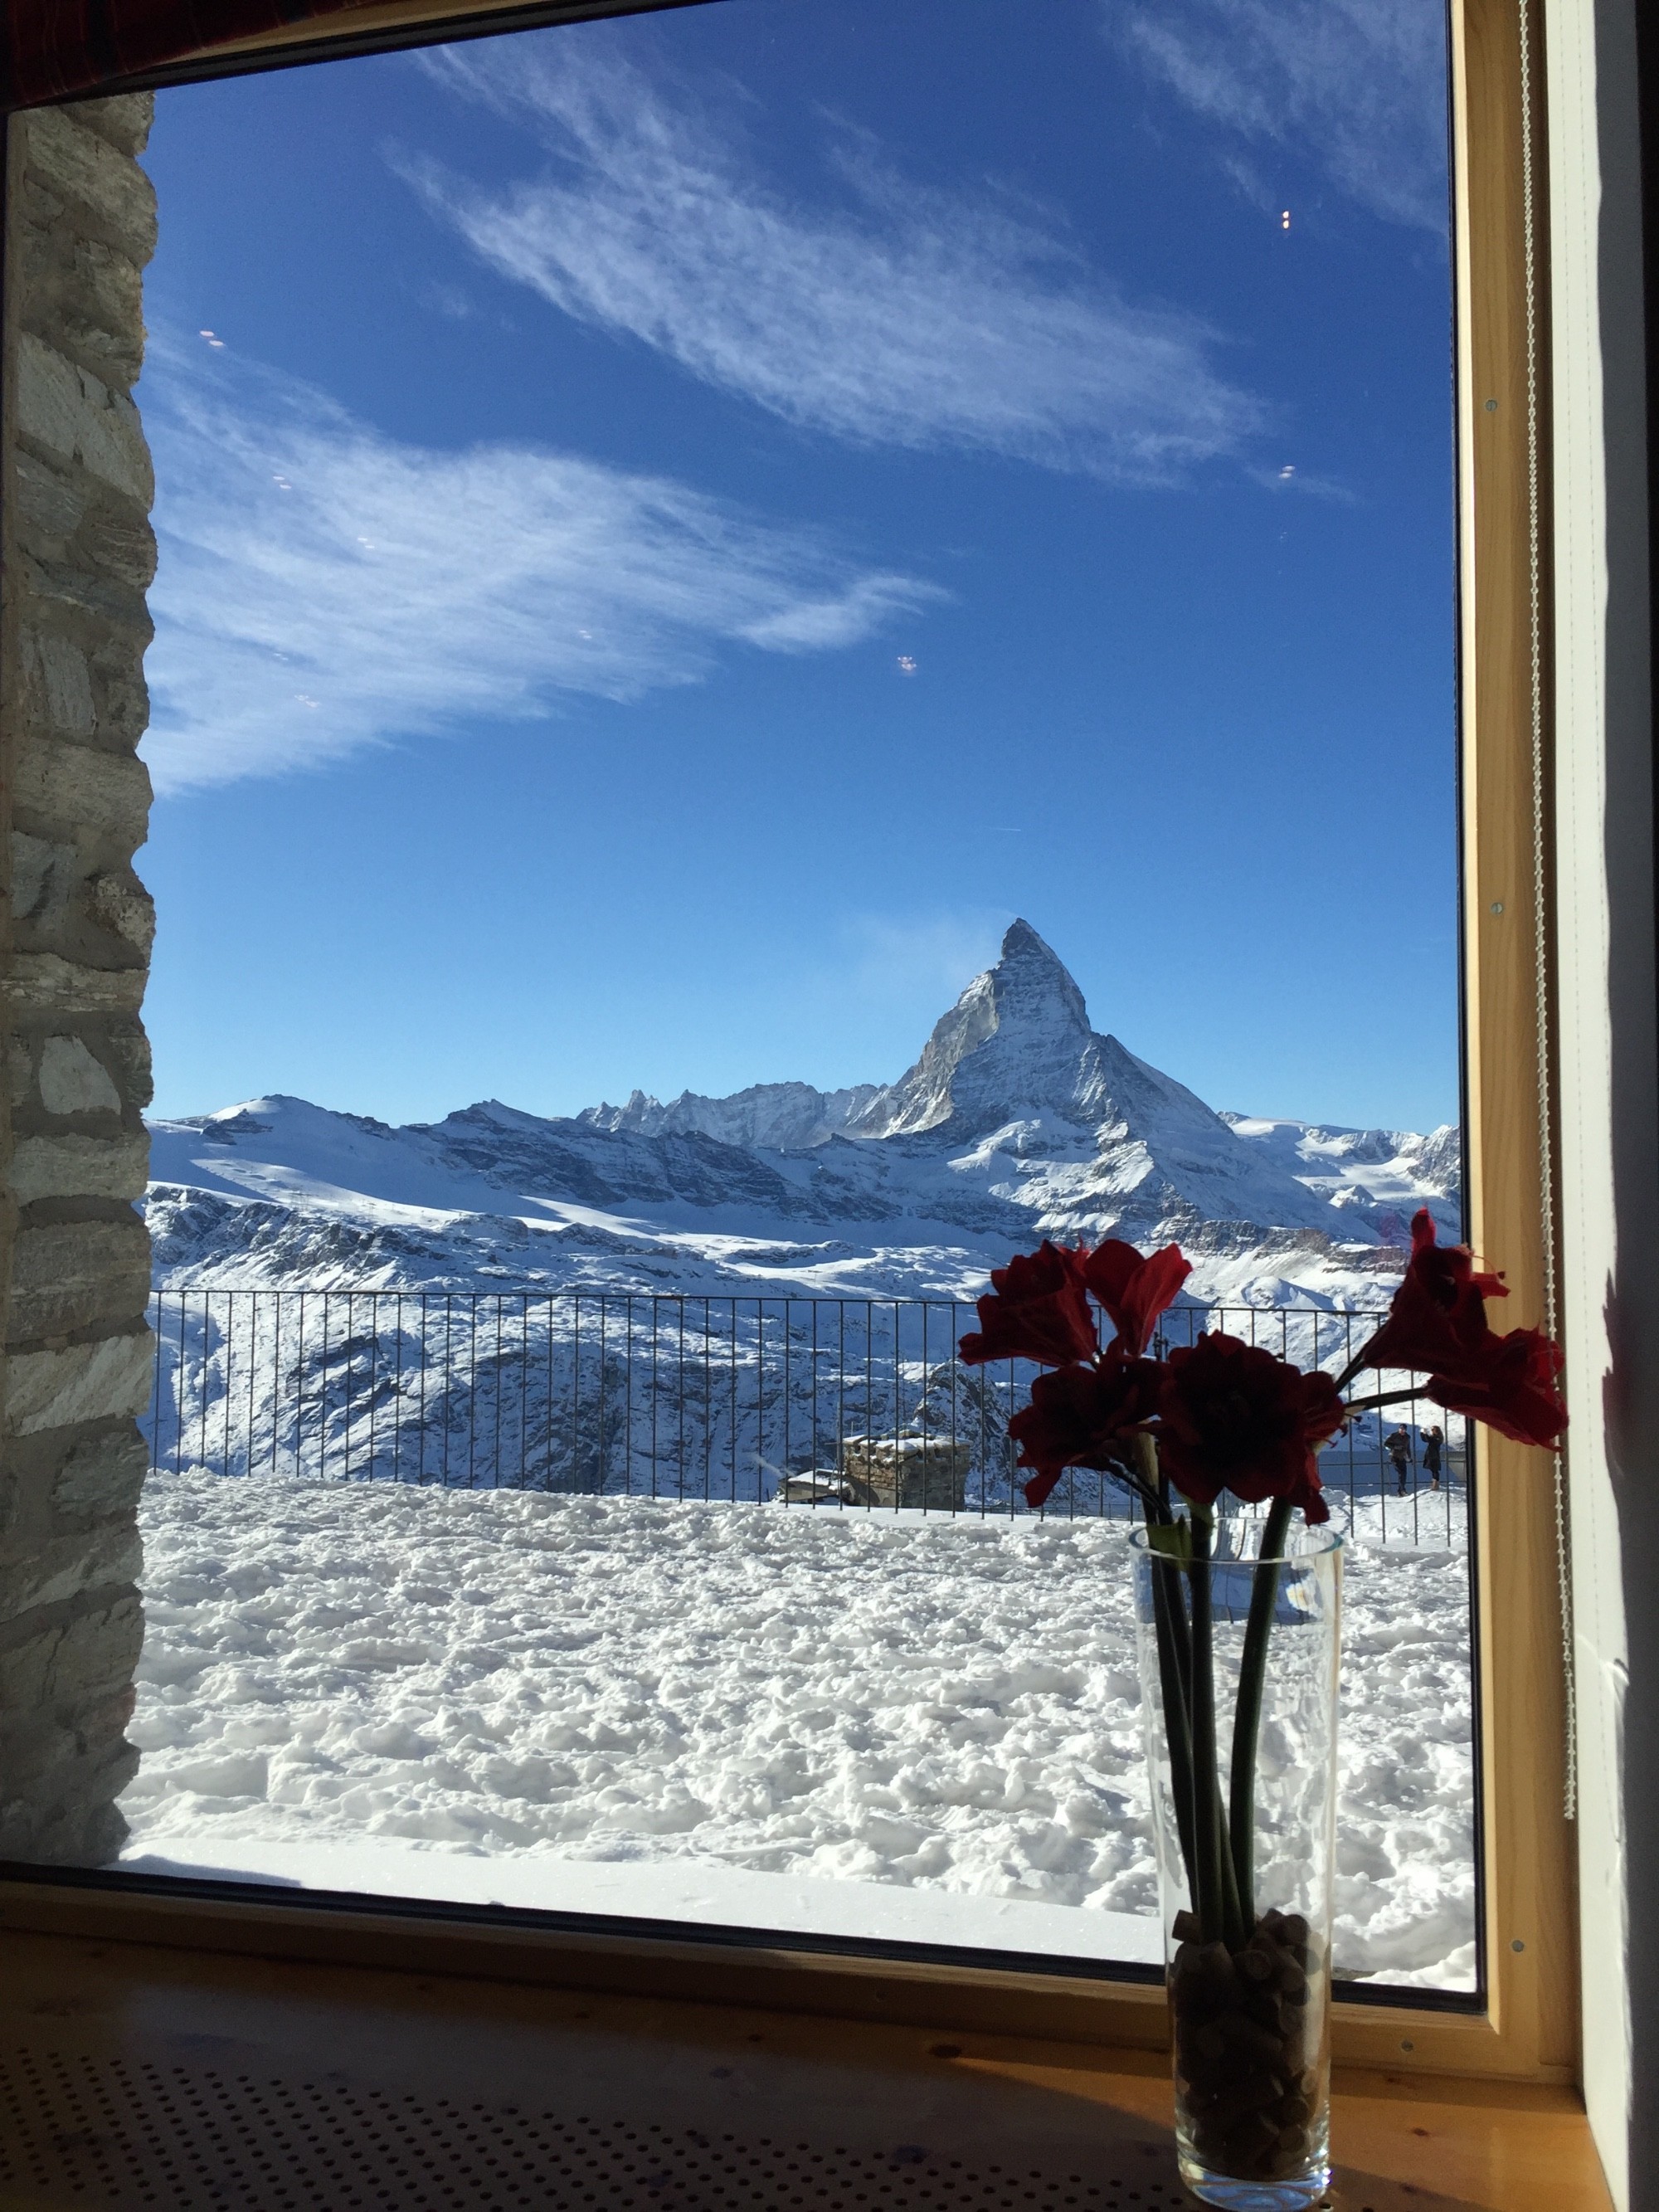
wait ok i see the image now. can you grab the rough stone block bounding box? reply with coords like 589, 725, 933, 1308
88, 512, 158, 590
0, 1459, 38, 1540
0, 1591, 144, 1709
2, 1678, 139, 1795
0, 1517, 143, 1614
89, 660, 151, 747
103, 1023, 153, 1111
0, 1710, 85, 1797
16, 333, 154, 506
8, 1035, 36, 1113
11, 1216, 150, 1341
16, 180, 68, 247
10, 1129, 149, 1205
14, 735, 152, 843
22, 545, 153, 634
58, 314, 145, 400
86, 869, 156, 957
39, 1035, 121, 1115
27, 630, 97, 736
52, 1427, 149, 1525
22, 110, 158, 267
14, 449, 88, 545
0, 1663, 139, 1772
8, 954, 148, 1018
6, 1329, 155, 1435
68, 233, 147, 362
0, 1757, 136, 1867
10, 831, 72, 927
72, 94, 154, 161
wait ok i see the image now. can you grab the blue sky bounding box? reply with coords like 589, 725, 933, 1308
138, 0, 1458, 1133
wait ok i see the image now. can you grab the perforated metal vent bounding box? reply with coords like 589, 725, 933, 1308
1, 2044, 1201, 2211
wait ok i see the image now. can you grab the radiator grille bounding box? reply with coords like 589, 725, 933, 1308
0, 2042, 1422, 2210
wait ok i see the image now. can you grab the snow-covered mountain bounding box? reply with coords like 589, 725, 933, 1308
146, 921, 1459, 1307
578, 1079, 880, 1151
1219, 1114, 1462, 1245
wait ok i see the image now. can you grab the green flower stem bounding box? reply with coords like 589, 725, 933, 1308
1151, 1555, 1199, 1898
1228, 1493, 1295, 1928
1187, 1516, 1225, 1946
1132, 1435, 1199, 1903
1137, 1444, 1193, 1718
1216, 1794, 1247, 1953
1340, 1387, 1428, 1413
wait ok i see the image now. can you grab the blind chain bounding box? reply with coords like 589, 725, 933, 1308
1516, 0, 1576, 1821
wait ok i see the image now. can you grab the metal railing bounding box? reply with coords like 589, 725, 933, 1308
142, 1289, 1468, 1544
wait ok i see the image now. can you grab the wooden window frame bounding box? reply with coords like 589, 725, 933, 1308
0, 0, 1577, 2091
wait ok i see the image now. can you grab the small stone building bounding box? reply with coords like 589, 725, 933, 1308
839, 1435, 971, 1513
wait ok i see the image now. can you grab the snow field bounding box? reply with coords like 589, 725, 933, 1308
119, 1475, 1475, 1986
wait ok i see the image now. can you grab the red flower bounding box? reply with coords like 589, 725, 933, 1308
1082, 1240, 1193, 1357
1158, 1333, 1345, 1526
959, 1241, 1097, 1369
1361, 1208, 1509, 1381
1012, 1355, 1164, 1509
1428, 1327, 1568, 1447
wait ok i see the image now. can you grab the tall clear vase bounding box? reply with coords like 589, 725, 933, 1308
1129, 1521, 1343, 2211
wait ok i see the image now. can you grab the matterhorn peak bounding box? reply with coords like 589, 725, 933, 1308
988, 918, 1092, 1033
849, 918, 1098, 1140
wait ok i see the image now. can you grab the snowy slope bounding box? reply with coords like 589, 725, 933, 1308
1223, 1115, 1462, 1241
146, 922, 1459, 1305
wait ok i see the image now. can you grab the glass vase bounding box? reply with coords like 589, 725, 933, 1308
1129, 1520, 1343, 2211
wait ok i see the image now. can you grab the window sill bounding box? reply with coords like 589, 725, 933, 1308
0, 1917, 1608, 2211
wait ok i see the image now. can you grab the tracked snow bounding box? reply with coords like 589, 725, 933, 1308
119, 1476, 1475, 1988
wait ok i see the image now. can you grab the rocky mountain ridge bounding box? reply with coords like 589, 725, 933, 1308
146, 921, 1458, 1307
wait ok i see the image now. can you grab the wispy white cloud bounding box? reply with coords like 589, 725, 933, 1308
827, 910, 1010, 1012
1105, 0, 1448, 233
401, 41, 1262, 484
141, 339, 937, 794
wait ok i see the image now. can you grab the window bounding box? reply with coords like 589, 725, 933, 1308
0, 0, 1574, 2079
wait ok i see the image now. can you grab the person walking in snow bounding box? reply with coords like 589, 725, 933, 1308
1423, 1425, 1443, 1492
1384, 1425, 1414, 1496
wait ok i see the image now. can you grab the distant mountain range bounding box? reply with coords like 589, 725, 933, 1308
146, 920, 1459, 1307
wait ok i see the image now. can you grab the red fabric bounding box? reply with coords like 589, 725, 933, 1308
3, 0, 362, 108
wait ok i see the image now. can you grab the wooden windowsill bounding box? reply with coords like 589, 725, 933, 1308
0, 1923, 1610, 2211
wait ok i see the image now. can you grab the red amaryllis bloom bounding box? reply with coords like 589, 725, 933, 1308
1428, 1327, 1568, 1447
1361, 1208, 1509, 1381
1012, 1354, 1165, 1510
1158, 1333, 1345, 1526
959, 1241, 1097, 1369
1082, 1239, 1193, 1357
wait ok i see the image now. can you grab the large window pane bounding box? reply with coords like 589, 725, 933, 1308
53, 0, 1475, 1992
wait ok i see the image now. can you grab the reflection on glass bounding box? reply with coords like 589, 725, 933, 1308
94, 0, 1472, 1990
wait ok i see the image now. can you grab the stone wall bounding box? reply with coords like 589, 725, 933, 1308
839, 1437, 971, 1513
0, 95, 158, 1865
